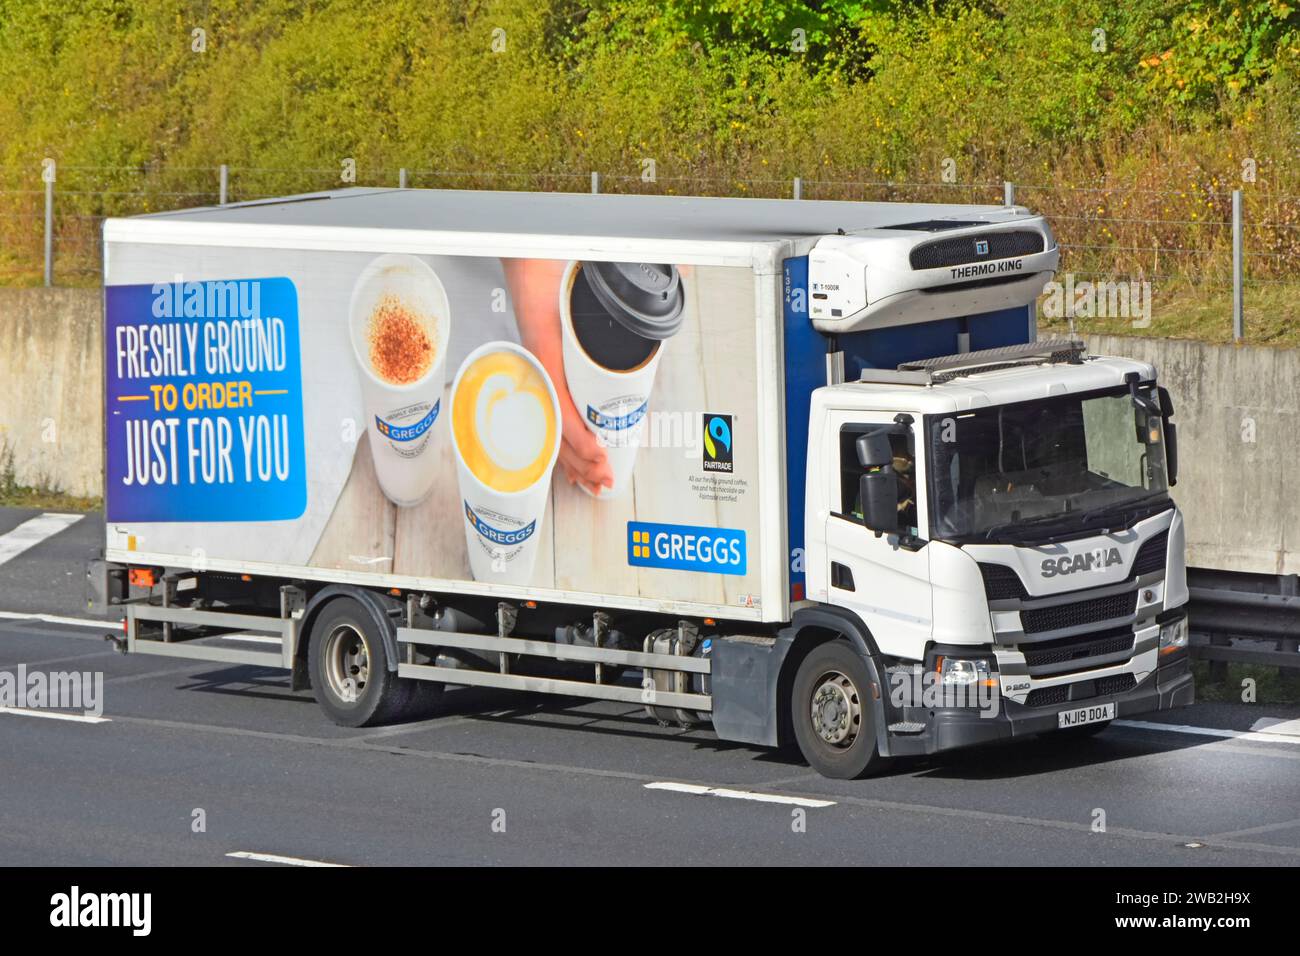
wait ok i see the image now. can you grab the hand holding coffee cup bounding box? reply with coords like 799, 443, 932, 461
559, 260, 685, 499
450, 342, 561, 585
348, 254, 451, 507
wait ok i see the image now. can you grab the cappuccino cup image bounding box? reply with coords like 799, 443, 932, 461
450, 341, 561, 585
560, 259, 685, 499
348, 253, 450, 507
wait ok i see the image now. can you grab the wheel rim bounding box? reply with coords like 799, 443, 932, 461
322, 624, 369, 704
810, 670, 862, 747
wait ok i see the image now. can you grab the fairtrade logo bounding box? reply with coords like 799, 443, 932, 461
702, 414, 733, 473
1040, 547, 1123, 578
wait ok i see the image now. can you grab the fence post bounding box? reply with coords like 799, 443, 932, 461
1232, 189, 1244, 343
793, 177, 803, 200
42, 158, 55, 287
399, 167, 408, 189
1004, 180, 1015, 207
591, 171, 601, 194
219, 164, 229, 205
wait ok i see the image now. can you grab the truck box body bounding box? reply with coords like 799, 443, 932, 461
102, 188, 1044, 625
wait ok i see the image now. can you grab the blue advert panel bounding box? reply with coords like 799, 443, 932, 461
105, 277, 307, 522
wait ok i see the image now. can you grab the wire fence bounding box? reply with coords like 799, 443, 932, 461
3, 162, 1297, 342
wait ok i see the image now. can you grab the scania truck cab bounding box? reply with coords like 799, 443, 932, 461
797, 340, 1191, 777
779, 209, 1191, 778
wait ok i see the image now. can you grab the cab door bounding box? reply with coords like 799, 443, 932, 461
822, 410, 933, 660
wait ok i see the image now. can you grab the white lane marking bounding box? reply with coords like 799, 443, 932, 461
1115, 719, 1300, 745
227, 851, 348, 868
221, 634, 281, 645
0, 706, 110, 724
645, 781, 835, 808
0, 611, 117, 629
1250, 717, 1300, 738
0, 513, 83, 567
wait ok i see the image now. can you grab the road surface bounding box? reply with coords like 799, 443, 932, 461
1, 506, 1297, 866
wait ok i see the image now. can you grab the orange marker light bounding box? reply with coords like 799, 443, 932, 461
128, 568, 155, 588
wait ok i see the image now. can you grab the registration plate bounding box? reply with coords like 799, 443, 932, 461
1058, 701, 1116, 729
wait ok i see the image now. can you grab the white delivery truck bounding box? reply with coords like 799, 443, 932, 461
90, 188, 1192, 778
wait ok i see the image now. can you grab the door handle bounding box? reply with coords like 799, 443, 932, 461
831, 562, 855, 592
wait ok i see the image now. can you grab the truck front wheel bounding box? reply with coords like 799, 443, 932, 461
791, 641, 883, 779
308, 599, 414, 727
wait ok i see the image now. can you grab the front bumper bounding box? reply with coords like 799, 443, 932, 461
884, 655, 1194, 757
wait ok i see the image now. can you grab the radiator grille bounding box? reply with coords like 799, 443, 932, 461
1023, 673, 1136, 708
1020, 590, 1137, 635
1025, 685, 1070, 708
1131, 531, 1168, 577
909, 230, 1045, 270
1021, 629, 1134, 670
1096, 673, 1137, 696
979, 563, 1029, 601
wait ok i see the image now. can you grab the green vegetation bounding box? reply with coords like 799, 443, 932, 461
0, 0, 1297, 343
0, 445, 100, 511
1193, 661, 1300, 706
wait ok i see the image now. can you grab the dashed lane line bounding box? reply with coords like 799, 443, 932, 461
645, 781, 835, 807
1116, 718, 1300, 746
0, 514, 84, 567
0, 707, 110, 724
226, 851, 348, 867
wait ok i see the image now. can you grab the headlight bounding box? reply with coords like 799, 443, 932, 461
1159, 616, 1189, 657
939, 657, 993, 686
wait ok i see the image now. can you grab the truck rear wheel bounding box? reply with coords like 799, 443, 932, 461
791, 641, 883, 779
308, 599, 415, 727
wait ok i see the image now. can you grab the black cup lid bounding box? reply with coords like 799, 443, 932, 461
582, 261, 685, 340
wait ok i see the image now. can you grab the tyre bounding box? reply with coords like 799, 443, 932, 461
790, 640, 883, 779
308, 598, 421, 727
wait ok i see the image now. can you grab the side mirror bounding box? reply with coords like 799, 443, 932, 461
859, 471, 898, 535
1163, 421, 1178, 486
856, 429, 893, 468
1157, 386, 1175, 418
1157, 386, 1178, 486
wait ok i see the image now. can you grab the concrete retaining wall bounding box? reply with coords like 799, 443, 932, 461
0, 290, 1295, 573
0, 288, 103, 499
1087, 334, 1300, 577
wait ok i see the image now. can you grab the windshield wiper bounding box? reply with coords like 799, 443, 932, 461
1075, 490, 1170, 529
980, 508, 1076, 542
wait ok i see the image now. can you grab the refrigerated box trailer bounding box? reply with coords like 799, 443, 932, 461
91, 188, 1193, 778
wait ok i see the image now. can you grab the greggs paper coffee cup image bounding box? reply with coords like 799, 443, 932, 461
560, 260, 685, 499
450, 341, 561, 585
348, 253, 451, 507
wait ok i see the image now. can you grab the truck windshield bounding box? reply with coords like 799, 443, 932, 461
926, 385, 1169, 543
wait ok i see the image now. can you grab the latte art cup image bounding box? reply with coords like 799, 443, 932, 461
348, 253, 451, 506
450, 342, 562, 585
560, 260, 685, 499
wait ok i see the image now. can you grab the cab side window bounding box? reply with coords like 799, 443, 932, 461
837, 425, 917, 533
